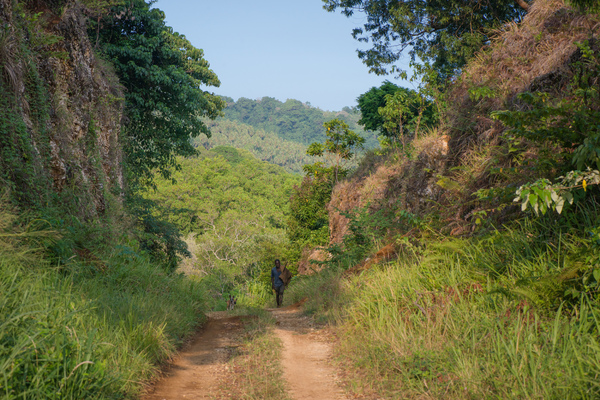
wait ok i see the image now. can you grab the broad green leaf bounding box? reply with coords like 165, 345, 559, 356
555, 197, 565, 214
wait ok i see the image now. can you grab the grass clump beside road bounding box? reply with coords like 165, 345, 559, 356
216, 308, 290, 400
0, 201, 207, 399
286, 213, 600, 399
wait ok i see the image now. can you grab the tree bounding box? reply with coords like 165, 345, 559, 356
304, 119, 365, 182
357, 81, 401, 134
322, 0, 527, 83
93, 0, 225, 185
287, 175, 333, 248
379, 91, 411, 145
357, 81, 436, 139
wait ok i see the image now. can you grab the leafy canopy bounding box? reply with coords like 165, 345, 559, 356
322, 0, 527, 82
304, 118, 366, 181
144, 147, 300, 295
287, 174, 333, 253
93, 0, 225, 185
357, 81, 437, 139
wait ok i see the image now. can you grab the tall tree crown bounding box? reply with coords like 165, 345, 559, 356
323, 0, 527, 83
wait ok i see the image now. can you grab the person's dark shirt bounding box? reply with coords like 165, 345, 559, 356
271, 267, 284, 289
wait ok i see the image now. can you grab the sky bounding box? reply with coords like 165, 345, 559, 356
153, 0, 413, 111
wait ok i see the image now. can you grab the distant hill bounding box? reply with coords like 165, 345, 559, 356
200, 97, 379, 174
219, 96, 379, 148
197, 119, 316, 174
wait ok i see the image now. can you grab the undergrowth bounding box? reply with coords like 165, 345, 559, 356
288, 202, 600, 399
0, 199, 207, 399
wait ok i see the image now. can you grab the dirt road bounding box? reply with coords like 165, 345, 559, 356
141, 304, 347, 400
141, 312, 245, 400
271, 305, 348, 400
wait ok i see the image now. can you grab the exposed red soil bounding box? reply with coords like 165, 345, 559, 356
141, 312, 245, 400
141, 302, 348, 400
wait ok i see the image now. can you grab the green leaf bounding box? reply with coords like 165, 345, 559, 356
563, 191, 574, 205
555, 197, 565, 214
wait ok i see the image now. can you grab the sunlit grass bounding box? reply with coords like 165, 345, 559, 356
289, 219, 600, 399
0, 201, 207, 399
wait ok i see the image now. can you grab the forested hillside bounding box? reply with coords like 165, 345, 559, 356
143, 146, 301, 304
2, 0, 600, 398
197, 119, 316, 174
198, 97, 380, 174
220, 96, 379, 148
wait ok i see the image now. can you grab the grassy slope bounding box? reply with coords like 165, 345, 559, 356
286, 213, 600, 398
0, 201, 207, 399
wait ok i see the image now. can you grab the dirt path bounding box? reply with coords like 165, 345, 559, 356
141, 304, 347, 400
271, 305, 348, 400
141, 312, 244, 400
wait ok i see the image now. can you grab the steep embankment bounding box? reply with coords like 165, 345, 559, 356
325, 0, 600, 253
0, 2, 209, 399
289, 1, 600, 398
0, 0, 123, 213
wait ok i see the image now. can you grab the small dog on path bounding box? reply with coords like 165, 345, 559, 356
226, 295, 236, 311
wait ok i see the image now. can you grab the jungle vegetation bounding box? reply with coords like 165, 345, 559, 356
2, 0, 600, 398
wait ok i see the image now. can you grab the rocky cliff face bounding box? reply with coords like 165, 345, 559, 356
0, 0, 123, 214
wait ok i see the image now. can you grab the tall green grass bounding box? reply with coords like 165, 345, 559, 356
289, 213, 600, 399
0, 201, 207, 399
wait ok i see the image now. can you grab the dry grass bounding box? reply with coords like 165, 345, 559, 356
0, 28, 22, 97
447, 0, 600, 144
329, 129, 450, 247
424, 0, 600, 231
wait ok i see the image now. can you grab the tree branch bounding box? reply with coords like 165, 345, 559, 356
515, 0, 530, 11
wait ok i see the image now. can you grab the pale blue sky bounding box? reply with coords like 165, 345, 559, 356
154, 0, 413, 111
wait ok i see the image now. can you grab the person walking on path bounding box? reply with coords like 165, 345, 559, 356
271, 259, 291, 307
